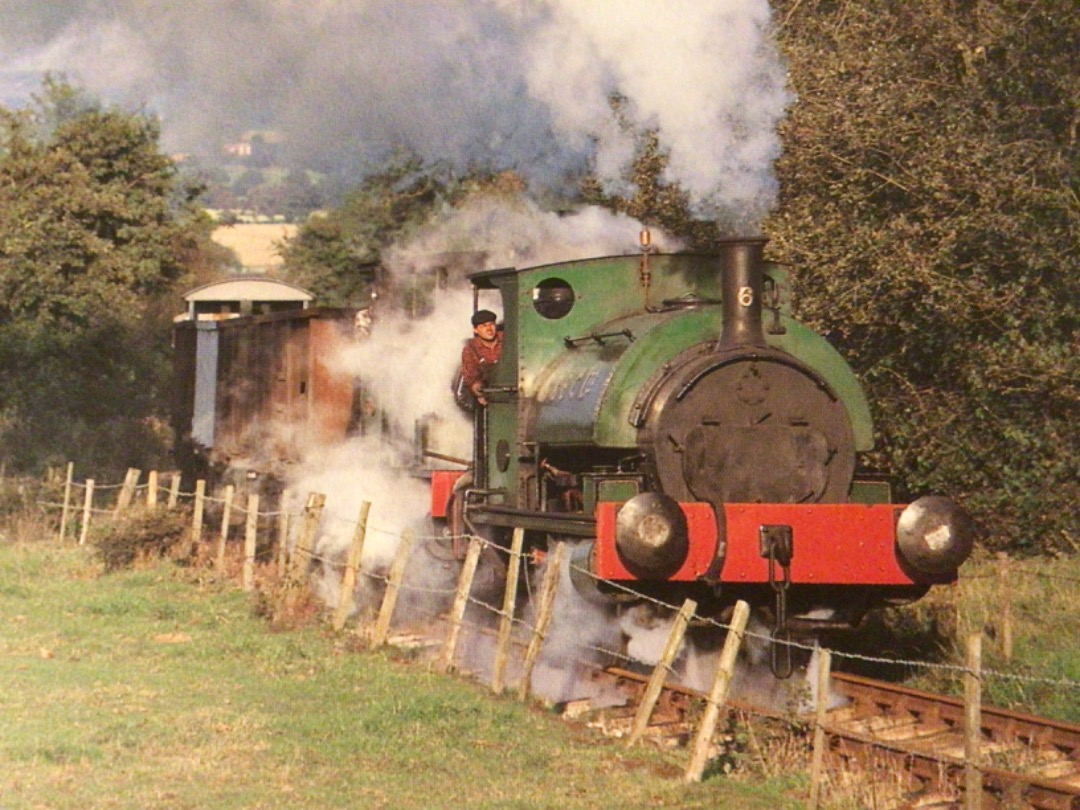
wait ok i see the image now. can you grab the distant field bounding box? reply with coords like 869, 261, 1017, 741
0, 541, 805, 810
211, 223, 298, 271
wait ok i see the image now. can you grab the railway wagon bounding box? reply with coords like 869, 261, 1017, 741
173, 299, 362, 487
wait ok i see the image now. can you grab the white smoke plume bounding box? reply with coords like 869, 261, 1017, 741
385, 194, 685, 271
324, 194, 680, 447
0, 0, 791, 226
290, 197, 676, 620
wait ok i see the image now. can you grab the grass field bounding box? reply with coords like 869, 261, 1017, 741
0, 540, 807, 810
210, 223, 297, 271
2, 487, 1077, 810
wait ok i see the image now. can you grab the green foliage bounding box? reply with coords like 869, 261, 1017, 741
766, 0, 1079, 552
0, 317, 174, 473
281, 156, 456, 306
0, 89, 187, 328
0, 78, 216, 478
89, 507, 192, 571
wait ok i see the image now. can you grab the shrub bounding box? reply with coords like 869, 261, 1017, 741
90, 507, 192, 571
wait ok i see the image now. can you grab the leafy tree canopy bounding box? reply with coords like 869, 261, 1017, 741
281, 156, 463, 307
0, 77, 217, 476
0, 78, 198, 328
766, 0, 1079, 551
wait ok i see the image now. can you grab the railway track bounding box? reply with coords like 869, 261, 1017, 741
374, 577, 1078, 808
563, 666, 1080, 809
827, 673, 1080, 810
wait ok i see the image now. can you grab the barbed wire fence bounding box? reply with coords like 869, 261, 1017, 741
6, 461, 1080, 795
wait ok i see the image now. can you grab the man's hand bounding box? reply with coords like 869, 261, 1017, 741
470, 381, 488, 407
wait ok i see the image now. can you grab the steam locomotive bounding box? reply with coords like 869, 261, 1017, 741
172, 240, 975, 676
432, 237, 975, 672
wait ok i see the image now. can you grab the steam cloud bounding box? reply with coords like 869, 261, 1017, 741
4, 0, 807, 701
297, 197, 681, 573
0, 0, 791, 227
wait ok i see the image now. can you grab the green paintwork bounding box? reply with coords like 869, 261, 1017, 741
500, 254, 873, 452
850, 478, 893, 505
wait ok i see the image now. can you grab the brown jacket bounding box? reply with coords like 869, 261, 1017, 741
461, 333, 504, 396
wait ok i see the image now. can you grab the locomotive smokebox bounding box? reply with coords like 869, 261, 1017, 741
717, 237, 768, 351
615, 492, 690, 578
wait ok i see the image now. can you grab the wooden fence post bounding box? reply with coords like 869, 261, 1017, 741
78, 479, 95, 546
809, 648, 833, 809
685, 600, 751, 783
190, 479, 206, 554
167, 473, 181, 510
628, 599, 698, 747
492, 527, 525, 694
58, 462, 75, 542
146, 470, 159, 509
371, 530, 415, 646
964, 632, 983, 810
956, 573, 966, 646
114, 468, 141, 517
998, 554, 1013, 662
242, 493, 259, 592
275, 488, 292, 578
215, 484, 235, 573
276, 492, 326, 619
519, 543, 566, 701
439, 536, 483, 674
289, 492, 324, 578
332, 501, 372, 632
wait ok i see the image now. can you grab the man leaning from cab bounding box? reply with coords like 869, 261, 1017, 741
461, 309, 503, 407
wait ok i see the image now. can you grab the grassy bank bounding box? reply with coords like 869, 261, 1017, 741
937, 549, 1080, 723
0, 540, 805, 810
837, 548, 1080, 724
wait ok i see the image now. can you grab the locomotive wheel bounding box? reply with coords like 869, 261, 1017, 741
422, 516, 458, 562
468, 538, 509, 607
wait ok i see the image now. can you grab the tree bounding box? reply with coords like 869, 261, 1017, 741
280, 168, 326, 222
230, 167, 265, 209
766, 0, 1079, 552
0, 78, 216, 476
281, 157, 454, 306
580, 101, 725, 249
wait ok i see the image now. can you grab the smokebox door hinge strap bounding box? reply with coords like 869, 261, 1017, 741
760, 524, 794, 679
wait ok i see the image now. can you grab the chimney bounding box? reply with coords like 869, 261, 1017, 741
717, 238, 768, 351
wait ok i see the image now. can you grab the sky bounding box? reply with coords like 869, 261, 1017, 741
0, 0, 792, 230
